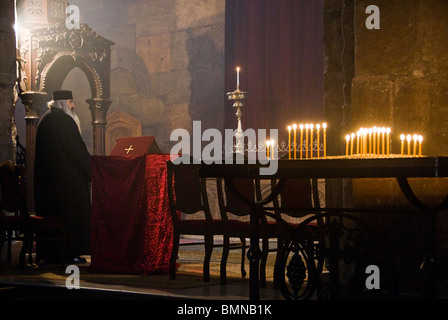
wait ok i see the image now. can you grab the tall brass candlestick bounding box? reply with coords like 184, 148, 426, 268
226, 83, 248, 155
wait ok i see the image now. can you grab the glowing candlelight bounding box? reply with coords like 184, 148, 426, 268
305, 124, 309, 159
373, 127, 377, 156
406, 134, 412, 156
400, 134, 405, 156
322, 122, 327, 157
413, 134, 418, 156
310, 124, 314, 159
363, 128, 367, 157
299, 124, 304, 159
236, 67, 240, 86
377, 129, 381, 155
271, 139, 275, 160
418, 135, 423, 156
350, 133, 355, 155
386, 127, 391, 156
288, 125, 292, 159
381, 127, 386, 155
356, 131, 360, 154
368, 128, 372, 155
266, 140, 270, 159
293, 124, 297, 159
316, 124, 321, 159
346, 134, 350, 156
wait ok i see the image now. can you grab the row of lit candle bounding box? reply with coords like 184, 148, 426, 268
287, 123, 327, 159
400, 134, 423, 156
345, 126, 391, 157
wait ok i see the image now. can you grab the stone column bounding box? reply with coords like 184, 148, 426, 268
20, 91, 47, 213
86, 98, 112, 155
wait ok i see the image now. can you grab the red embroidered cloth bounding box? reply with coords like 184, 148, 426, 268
89, 154, 173, 274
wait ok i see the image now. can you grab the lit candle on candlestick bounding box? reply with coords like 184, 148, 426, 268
381, 127, 386, 155
266, 140, 270, 159
236, 67, 240, 87
368, 128, 372, 155
413, 134, 418, 156
346, 134, 350, 156
350, 133, 355, 155
322, 122, 327, 157
292, 124, 297, 159
310, 124, 314, 159
418, 135, 423, 156
406, 134, 412, 156
305, 124, 309, 159
271, 139, 275, 160
377, 129, 381, 155
386, 127, 391, 156
299, 124, 304, 159
316, 124, 321, 158
372, 127, 377, 156
400, 134, 405, 156
288, 125, 292, 159
356, 131, 360, 154
363, 128, 367, 157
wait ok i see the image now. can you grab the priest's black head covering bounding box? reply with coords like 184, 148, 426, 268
53, 90, 73, 101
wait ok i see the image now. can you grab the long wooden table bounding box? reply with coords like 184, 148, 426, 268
199, 156, 448, 300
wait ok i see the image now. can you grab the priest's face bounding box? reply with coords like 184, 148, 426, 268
66, 99, 75, 113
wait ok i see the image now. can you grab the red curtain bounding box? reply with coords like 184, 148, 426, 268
224, 0, 324, 141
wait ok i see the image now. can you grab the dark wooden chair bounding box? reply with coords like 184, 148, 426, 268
217, 177, 278, 287
265, 177, 325, 289
167, 158, 226, 282
0, 161, 65, 268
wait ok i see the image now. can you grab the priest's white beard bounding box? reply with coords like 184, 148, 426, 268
51, 100, 82, 134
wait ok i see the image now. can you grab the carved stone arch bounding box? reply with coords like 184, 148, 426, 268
39, 51, 103, 100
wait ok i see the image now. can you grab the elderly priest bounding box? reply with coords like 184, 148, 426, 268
34, 90, 91, 264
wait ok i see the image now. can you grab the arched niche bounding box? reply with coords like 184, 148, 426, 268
105, 110, 143, 155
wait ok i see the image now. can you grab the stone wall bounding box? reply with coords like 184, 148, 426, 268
0, 0, 17, 163
65, 0, 225, 153
352, 0, 448, 156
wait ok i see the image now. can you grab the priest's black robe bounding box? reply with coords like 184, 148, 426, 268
34, 107, 91, 262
